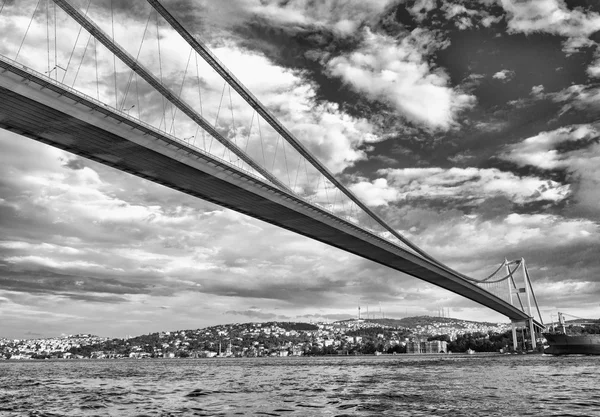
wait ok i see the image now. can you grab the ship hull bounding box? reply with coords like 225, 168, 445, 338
543, 333, 600, 355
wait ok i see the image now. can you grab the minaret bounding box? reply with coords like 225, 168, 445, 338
358, 306, 361, 320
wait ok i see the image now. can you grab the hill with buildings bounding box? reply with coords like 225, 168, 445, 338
1, 316, 515, 359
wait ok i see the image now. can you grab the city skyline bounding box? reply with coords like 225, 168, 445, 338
2, 0, 600, 339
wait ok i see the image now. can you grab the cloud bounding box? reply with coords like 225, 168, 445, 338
0, 0, 382, 189
552, 84, 600, 115
500, 0, 600, 52
0, 134, 397, 310
5, 0, 600, 336
178, 0, 394, 37
349, 178, 399, 207
492, 69, 515, 82
501, 124, 600, 217
225, 309, 289, 320
351, 167, 570, 207
327, 29, 476, 130
408, 0, 502, 29
501, 124, 598, 170
588, 53, 600, 78
531, 84, 545, 97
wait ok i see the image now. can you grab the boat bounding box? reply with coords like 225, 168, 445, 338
543, 312, 600, 355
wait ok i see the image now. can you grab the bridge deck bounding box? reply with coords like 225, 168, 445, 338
0, 58, 531, 321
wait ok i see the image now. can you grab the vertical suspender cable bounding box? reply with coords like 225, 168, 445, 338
257, 114, 267, 168
245, 111, 255, 153
169, 47, 193, 135
62, 0, 91, 83
280, 127, 291, 187
94, 37, 99, 99
71, 33, 91, 87
16, 0, 42, 60
110, 0, 118, 108
53, 0, 291, 192
271, 135, 280, 172
134, 73, 141, 119
46, 0, 50, 74
54, 1, 57, 80
119, 11, 152, 110
155, 10, 167, 131
210, 82, 226, 152
194, 53, 206, 150
293, 155, 301, 191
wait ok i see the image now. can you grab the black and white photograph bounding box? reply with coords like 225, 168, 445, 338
1, 0, 600, 415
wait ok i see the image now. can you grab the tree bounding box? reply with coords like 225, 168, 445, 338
428, 334, 451, 343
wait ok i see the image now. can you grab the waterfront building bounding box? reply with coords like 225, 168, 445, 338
407, 340, 448, 354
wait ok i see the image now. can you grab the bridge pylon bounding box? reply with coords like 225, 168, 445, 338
469, 257, 544, 351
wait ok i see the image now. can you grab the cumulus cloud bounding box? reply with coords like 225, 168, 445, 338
531, 84, 545, 97
349, 178, 399, 207
492, 69, 515, 82
501, 124, 600, 217
327, 29, 475, 130
588, 58, 600, 78
502, 124, 598, 170
500, 0, 600, 52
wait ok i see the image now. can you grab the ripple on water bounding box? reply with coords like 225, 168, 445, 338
1, 356, 599, 416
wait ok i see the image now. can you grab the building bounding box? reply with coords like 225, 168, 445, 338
406, 340, 448, 354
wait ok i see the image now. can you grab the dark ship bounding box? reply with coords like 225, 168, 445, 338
543, 313, 600, 355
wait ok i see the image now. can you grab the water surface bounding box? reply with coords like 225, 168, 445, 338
1, 355, 599, 416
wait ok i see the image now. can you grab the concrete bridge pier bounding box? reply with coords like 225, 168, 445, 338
511, 318, 538, 351
511, 321, 518, 351
529, 318, 537, 350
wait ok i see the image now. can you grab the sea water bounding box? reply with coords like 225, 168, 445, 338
1, 355, 599, 416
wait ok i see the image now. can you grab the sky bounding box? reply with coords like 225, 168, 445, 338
2, 0, 600, 339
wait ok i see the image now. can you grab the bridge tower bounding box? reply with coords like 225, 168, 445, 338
472, 258, 544, 351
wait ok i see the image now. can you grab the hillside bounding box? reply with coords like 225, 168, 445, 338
366, 316, 502, 328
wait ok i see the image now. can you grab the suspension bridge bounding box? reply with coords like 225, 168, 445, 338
0, 0, 544, 348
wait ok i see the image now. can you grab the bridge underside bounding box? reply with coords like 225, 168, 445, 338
0, 62, 531, 322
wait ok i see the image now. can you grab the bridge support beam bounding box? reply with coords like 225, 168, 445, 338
511, 322, 518, 351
